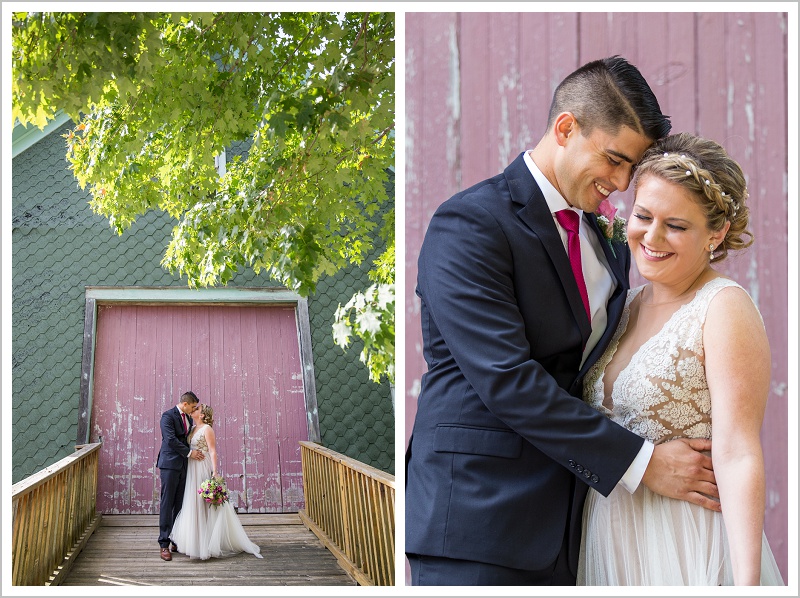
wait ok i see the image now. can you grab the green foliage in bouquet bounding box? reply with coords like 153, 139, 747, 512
199, 475, 229, 508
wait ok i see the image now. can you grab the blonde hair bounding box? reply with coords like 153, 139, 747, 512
633, 132, 753, 263
199, 404, 214, 427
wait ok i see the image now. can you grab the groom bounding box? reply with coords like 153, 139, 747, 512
156, 390, 205, 561
405, 56, 720, 585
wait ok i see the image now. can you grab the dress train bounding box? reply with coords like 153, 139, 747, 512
170, 424, 262, 560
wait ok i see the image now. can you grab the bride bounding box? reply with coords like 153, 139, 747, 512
578, 132, 783, 585
170, 403, 263, 560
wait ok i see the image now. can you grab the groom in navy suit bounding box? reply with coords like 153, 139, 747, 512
157, 390, 205, 561
405, 57, 721, 585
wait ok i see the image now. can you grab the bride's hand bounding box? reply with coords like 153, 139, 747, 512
641, 438, 720, 511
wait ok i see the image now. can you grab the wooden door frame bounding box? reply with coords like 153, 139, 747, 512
76, 286, 320, 445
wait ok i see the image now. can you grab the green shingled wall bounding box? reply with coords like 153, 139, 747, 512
11, 122, 394, 484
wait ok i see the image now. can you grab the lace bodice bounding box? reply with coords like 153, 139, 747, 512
583, 277, 748, 444
190, 424, 210, 453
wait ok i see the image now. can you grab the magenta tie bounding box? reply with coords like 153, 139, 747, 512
555, 209, 591, 322
182, 412, 188, 434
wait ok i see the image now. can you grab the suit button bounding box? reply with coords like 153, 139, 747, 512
591, 474, 599, 483
576, 464, 584, 473
568, 460, 576, 468
583, 469, 592, 479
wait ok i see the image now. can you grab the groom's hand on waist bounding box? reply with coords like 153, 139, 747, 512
189, 449, 205, 461
641, 438, 720, 512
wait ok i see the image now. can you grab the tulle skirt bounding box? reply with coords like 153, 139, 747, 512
577, 484, 784, 585
170, 455, 262, 560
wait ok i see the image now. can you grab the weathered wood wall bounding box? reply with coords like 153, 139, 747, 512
404, 11, 789, 581
90, 304, 308, 514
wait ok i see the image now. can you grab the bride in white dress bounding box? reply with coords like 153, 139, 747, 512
578, 133, 783, 585
170, 404, 263, 560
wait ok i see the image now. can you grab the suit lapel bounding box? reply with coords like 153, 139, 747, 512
574, 216, 630, 388
506, 154, 592, 341
585, 212, 626, 285
503, 153, 634, 395
175, 406, 188, 436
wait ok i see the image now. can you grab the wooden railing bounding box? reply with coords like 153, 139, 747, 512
299, 441, 395, 586
11, 443, 103, 586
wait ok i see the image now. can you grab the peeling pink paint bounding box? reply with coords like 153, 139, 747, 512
405, 11, 789, 581
90, 304, 308, 514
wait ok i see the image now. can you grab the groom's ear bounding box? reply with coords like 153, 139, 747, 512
554, 112, 578, 147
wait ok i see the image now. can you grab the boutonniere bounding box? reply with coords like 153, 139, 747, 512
596, 199, 627, 257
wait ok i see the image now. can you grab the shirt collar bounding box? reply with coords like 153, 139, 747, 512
523, 150, 584, 218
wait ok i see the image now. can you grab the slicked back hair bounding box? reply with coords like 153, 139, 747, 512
546, 56, 672, 142
181, 391, 199, 405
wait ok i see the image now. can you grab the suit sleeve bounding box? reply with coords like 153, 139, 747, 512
417, 199, 643, 496
161, 411, 189, 458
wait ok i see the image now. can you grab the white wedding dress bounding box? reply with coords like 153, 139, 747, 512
170, 424, 263, 560
578, 277, 783, 585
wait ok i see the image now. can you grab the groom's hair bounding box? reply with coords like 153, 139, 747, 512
180, 391, 199, 404
547, 55, 672, 141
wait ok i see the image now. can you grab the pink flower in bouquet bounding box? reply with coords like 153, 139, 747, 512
198, 475, 229, 508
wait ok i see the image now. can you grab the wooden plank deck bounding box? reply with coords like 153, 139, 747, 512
58, 514, 357, 586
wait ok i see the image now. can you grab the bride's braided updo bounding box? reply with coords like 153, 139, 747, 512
199, 404, 214, 427
633, 132, 753, 263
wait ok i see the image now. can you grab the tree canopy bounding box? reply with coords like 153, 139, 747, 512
12, 11, 395, 384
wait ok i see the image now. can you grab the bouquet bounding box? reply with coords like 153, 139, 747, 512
198, 474, 229, 508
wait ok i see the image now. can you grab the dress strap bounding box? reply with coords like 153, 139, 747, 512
692, 277, 750, 325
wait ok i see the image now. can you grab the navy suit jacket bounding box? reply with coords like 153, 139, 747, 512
156, 406, 193, 471
405, 152, 645, 574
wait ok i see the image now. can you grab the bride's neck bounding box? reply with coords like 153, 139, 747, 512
643, 267, 712, 306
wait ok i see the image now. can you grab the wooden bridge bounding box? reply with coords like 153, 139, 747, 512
11, 442, 394, 587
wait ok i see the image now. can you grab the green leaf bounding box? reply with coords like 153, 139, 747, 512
13, 10, 396, 383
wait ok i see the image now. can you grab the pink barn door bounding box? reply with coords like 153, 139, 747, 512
89, 303, 309, 514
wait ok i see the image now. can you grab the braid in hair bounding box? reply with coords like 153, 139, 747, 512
633, 132, 752, 263
200, 404, 214, 427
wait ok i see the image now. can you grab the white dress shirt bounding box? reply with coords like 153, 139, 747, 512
523, 151, 614, 367
177, 404, 192, 458
523, 151, 653, 493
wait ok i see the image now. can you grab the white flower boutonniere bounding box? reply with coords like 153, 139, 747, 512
596, 199, 627, 257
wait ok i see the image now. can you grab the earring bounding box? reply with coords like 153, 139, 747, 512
709, 244, 715, 259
